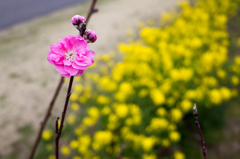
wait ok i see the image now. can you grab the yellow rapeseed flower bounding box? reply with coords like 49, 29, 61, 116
70, 140, 79, 149
115, 104, 129, 118
67, 114, 76, 124
101, 106, 111, 115
217, 69, 226, 79
237, 38, 240, 46
133, 115, 142, 125
231, 75, 239, 85
48, 155, 55, 159
61, 145, 70, 156
94, 131, 113, 145
100, 76, 117, 91
70, 93, 78, 101
156, 107, 167, 116
162, 139, 170, 147
79, 135, 91, 147
138, 89, 149, 98
150, 89, 165, 105
180, 99, 192, 113
88, 107, 100, 119
74, 84, 83, 93
174, 151, 185, 159
142, 137, 155, 152
220, 87, 231, 100
209, 89, 222, 105
149, 118, 169, 131
46, 144, 53, 151
169, 131, 181, 142
171, 109, 183, 122
83, 117, 95, 126
97, 95, 110, 105
130, 104, 141, 116
42, 130, 53, 141
142, 154, 157, 159
71, 103, 79, 111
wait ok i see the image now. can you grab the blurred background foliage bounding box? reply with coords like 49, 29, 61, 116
31, 0, 240, 158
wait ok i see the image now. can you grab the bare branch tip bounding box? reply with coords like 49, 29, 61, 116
193, 103, 197, 110
93, 7, 99, 13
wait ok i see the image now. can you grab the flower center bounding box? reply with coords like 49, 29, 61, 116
65, 50, 77, 62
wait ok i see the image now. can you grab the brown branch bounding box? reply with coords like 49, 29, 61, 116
79, 0, 98, 36
55, 76, 74, 159
55, 117, 60, 159
193, 103, 207, 159
29, 77, 64, 159
86, 0, 98, 25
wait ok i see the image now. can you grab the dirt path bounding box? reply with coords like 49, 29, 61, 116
0, 0, 177, 155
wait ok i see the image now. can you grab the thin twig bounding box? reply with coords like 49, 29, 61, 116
55, 117, 60, 159
193, 103, 207, 159
55, 76, 74, 159
86, 0, 98, 25
29, 77, 64, 159
59, 76, 74, 133
79, 0, 98, 36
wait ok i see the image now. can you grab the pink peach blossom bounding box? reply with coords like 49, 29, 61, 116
47, 35, 95, 77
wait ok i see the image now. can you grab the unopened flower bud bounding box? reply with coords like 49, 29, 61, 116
84, 29, 97, 43
93, 7, 99, 13
71, 15, 86, 30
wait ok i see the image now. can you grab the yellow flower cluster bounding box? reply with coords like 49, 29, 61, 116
43, 0, 240, 158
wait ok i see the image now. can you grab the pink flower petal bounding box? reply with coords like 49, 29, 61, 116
47, 51, 54, 65
74, 58, 89, 66
72, 61, 88, 70
64, 65, 79, 76
63, 59, 72, 66
64, 37, 73, 50
50, 43, 63, 54
59, 41, 67, 52
71, 36, 87, 51
55, 65, 68, 74
88, 49, 95, 58
75, 70, 84, 76
47, 34, 95, 77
